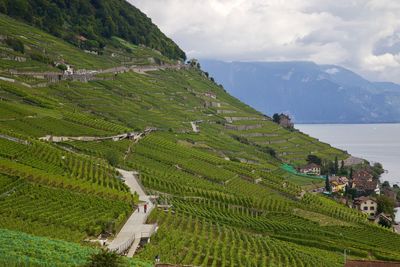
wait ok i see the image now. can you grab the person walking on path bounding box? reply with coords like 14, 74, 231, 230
144, 203, 147, 213
155, 254, 160, 263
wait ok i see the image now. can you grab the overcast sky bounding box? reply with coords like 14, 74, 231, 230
129, 0, 400, 83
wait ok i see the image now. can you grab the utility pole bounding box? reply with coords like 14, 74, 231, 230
344, 249, 350, 264
344, 249, 346, 263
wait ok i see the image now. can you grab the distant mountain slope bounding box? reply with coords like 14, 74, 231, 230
0, 0, 185, 60
201, 60, 400, 123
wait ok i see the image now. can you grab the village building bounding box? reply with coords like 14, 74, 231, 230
353, 196, 377, 216
64, 64, 74, 75
299, 163, 321, 176
329, 176, 349, 193
204, 92, 217, 99
278, 114, 294, 128
353, 179, 380, 196
353, 169, 374, 181
352, 169, 380, 196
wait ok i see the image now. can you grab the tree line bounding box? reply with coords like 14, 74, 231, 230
0, 0, 186, 60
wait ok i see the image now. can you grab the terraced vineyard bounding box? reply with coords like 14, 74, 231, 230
1, 6, 399, 267
0, 175, 131, 241
139, 209, 342, 267
0, 129, 136, 250
129, 133, 400, 266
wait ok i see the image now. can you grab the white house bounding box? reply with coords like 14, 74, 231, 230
354, 196, 377, 216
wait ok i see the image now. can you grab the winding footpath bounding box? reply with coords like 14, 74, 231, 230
108, 169, 156, 256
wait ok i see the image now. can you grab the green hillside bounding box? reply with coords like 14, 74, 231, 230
0, 6, 399, 267
0, 0, 185, 60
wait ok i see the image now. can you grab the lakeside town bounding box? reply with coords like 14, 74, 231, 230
274, 113, 400, 232
299, 144, 399, 232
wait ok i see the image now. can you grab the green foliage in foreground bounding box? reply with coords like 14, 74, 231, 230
0, 228, 94, 267
0, 228, 152, 267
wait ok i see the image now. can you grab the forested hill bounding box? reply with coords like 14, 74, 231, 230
0, 0, 185, 60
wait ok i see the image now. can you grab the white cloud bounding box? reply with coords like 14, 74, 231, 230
129, 0, 400, 83
325, 68, 340, 75
363, 53, 400, 71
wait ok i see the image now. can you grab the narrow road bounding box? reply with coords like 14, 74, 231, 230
8, 63, 188, 85
108, 169, 155, 256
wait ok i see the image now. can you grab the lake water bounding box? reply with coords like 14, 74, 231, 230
296, 123, 400, 185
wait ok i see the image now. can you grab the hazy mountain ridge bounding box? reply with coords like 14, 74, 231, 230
201, 60, 400, 123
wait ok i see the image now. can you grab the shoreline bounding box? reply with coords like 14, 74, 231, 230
296, 123, 400, 185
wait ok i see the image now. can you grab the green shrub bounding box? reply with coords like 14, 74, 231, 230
56, 63, 67, 71
30, 51, 52, 64
5, 37, 24, 53
86, 250, 124, 267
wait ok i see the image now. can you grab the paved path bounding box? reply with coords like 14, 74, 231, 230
39, 132, 142, 143
40, 126, 154, 144
190, 121, 199, 133
108, 169, 155, 256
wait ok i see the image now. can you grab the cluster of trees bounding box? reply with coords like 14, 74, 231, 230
370, 162, 385, 179
4, 37, 24, 53
272, 113, 281, 124
0, 0, 186, 60
308, 154, 385, 180
306, 155, 346, 176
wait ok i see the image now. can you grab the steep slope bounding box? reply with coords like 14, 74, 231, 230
201, 60, 400, 123
0, 11, 400, 267
0, 0, 185, 60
